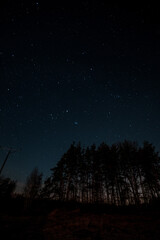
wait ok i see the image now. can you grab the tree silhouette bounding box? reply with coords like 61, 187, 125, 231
0, 176, 16, 199
43, 141, 160, 206
24, 167, 43, 200
139, 142, 160, 201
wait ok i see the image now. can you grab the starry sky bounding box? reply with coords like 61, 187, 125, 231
0, 1, 160, 191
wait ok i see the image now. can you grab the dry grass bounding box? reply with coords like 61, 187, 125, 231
1, 207, 160, 239
43, 208, 160, 240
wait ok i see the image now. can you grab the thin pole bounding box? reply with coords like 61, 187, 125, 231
0, 150, 11, 175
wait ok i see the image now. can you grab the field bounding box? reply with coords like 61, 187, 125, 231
0, 203, 160, 239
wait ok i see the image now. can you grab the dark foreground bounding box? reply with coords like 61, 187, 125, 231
44, 208, 160, 240
1, 203, 160, 240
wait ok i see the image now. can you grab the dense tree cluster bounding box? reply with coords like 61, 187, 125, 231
42, 141, 160, 205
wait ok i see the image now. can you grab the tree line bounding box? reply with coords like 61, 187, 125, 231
1, 140, 160, 207
41, 141, 160, 205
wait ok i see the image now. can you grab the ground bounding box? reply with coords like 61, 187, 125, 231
43, 208, 160, 240
0, 206, 160, 239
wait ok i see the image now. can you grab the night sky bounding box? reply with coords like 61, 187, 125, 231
0, 1, 160, 191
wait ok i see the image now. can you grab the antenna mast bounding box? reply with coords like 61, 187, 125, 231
0, 147, 16, 175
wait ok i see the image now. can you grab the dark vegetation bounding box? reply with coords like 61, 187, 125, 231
0, 140, 160, 239
43, 140, 160, 205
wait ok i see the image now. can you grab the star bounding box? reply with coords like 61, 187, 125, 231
49, 113, 54, 120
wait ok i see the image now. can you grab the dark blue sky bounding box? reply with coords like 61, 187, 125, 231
0, 1, 159, 191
